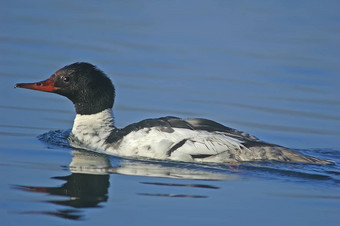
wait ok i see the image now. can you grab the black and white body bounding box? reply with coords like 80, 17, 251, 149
15, 62, 329, 164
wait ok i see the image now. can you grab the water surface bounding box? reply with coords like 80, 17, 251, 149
1, 1, 340, 225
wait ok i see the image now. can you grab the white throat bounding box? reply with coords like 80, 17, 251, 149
71, 108, 114, 151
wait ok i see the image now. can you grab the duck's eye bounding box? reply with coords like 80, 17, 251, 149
63, 76, 70, 82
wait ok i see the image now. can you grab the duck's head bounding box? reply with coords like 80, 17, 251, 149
15, 62, 115, 115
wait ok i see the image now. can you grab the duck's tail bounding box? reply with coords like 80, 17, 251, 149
248, 145, 333, 164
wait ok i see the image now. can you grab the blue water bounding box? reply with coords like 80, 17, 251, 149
1, 1, 340, 225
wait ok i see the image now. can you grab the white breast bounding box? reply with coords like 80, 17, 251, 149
71, 109, 114, 151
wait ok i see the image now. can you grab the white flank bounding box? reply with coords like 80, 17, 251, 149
104, 127, 251, 162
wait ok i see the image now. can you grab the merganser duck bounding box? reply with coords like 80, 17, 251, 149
15, 62, 329, 164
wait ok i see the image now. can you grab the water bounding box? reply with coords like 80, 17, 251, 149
1, 0, 340, 225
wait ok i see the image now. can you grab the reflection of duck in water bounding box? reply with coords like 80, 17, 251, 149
14, 150, 231, 220
14, 151, 110, 220
15, 63, 330, 164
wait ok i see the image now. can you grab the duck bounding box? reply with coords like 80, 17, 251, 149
15, 62, 329, 164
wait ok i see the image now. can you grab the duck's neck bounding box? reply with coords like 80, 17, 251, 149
71, 108, 116, 149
